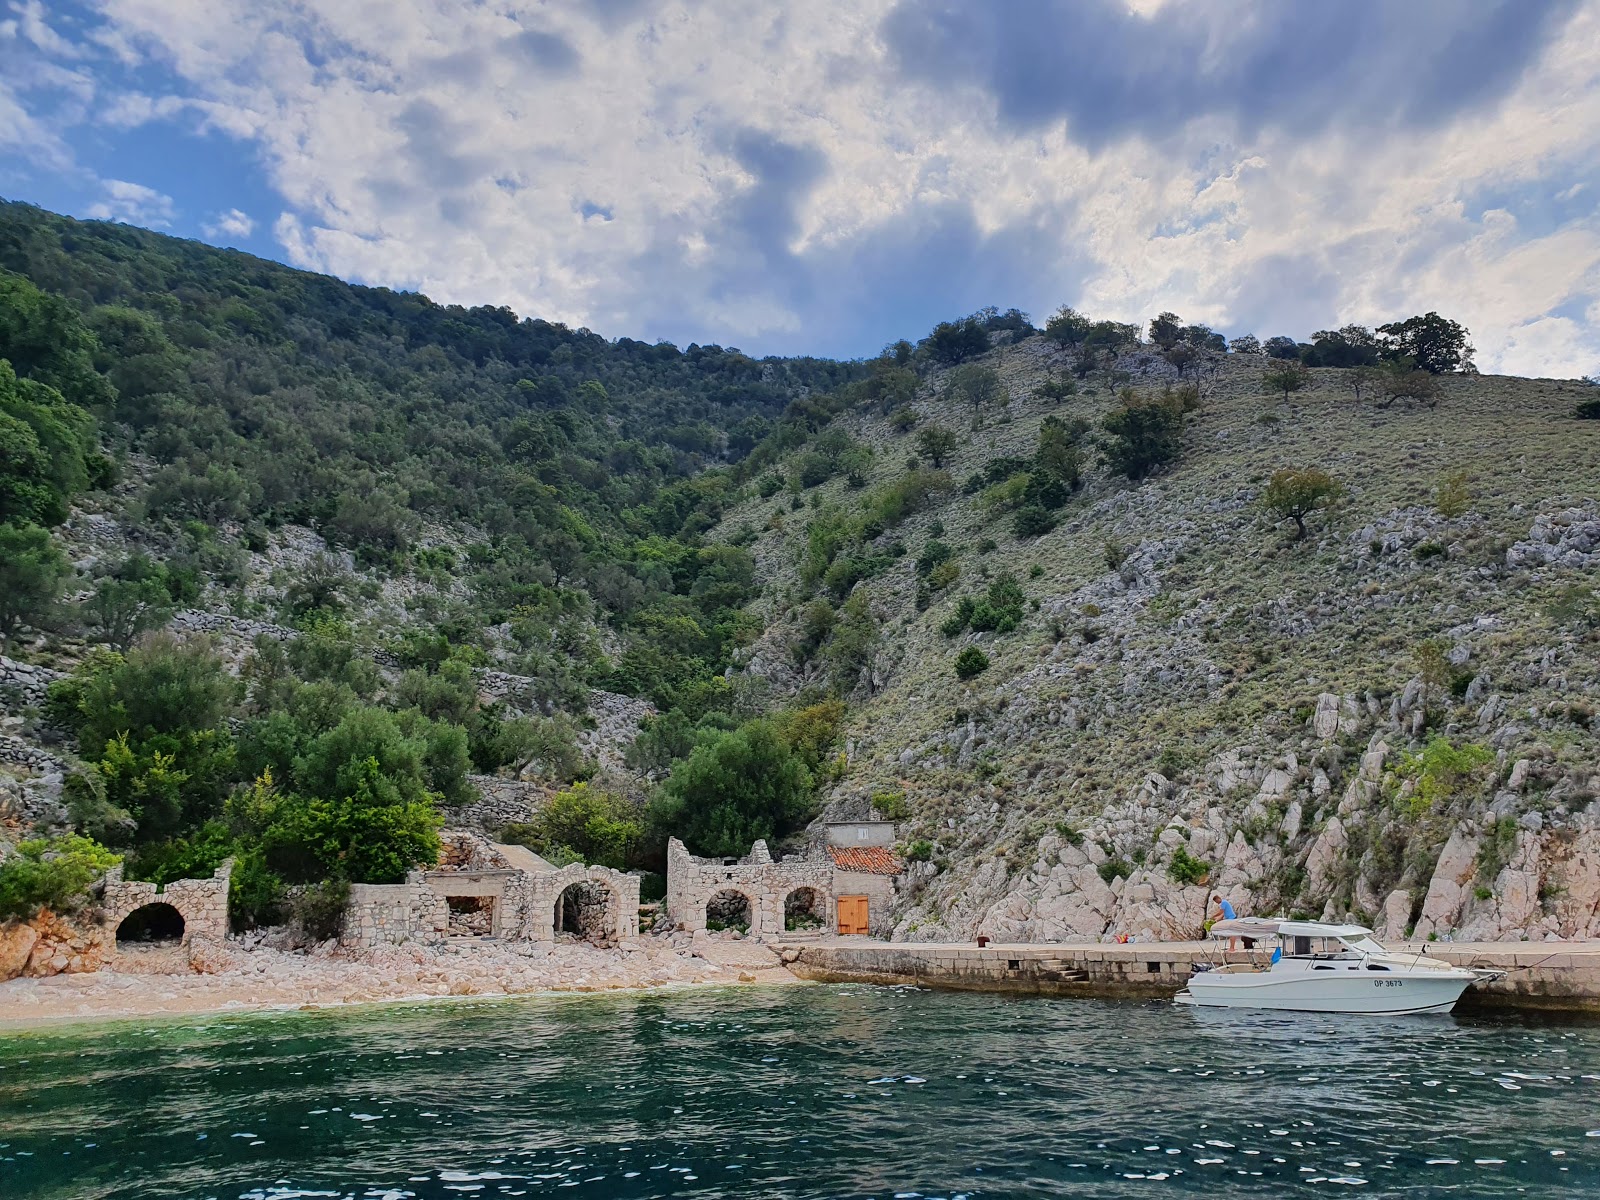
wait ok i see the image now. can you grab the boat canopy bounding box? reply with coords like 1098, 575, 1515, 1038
1206, 918, 1379, 943
1207, 917, 1282, 940
1274, 921, 1374, 940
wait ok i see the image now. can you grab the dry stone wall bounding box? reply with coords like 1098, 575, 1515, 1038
0, 655, 66, 712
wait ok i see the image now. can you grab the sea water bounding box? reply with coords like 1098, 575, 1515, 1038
2, 985, 1597, 1198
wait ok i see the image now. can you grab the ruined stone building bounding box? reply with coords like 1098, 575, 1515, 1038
665, 821, 902, 938
92, 831, 640, 965
342, 830, 641, 948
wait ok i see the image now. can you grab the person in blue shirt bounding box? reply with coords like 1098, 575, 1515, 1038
1211, 894, 1239, 951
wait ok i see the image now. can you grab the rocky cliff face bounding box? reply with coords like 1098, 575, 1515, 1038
717, 345, 1600, 943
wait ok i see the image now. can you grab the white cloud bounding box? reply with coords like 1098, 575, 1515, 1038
202, 207, 254, 240
5, 0, 1599, 376
84, 178, 175, 225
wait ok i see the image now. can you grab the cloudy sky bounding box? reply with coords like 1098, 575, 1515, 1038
4, 0, 1599, 376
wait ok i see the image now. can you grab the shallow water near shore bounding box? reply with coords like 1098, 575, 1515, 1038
2, 985, 1598, 1199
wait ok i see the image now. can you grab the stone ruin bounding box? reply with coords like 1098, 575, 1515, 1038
340, 830, 640, 949
664, 837, 833, 939
100, 859, 233, 970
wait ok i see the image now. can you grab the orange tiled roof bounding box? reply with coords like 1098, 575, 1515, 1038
829, 846, 901, 875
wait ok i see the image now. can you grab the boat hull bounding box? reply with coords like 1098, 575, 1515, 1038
1175, 971, 1475, 1015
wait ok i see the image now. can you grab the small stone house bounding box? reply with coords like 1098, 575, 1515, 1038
825, 821, 900, 936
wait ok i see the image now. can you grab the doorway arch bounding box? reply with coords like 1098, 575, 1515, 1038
783, 887, 826, 932
115, 902, 185, 946
705, 889, 753, 932
554, 879, 619, 945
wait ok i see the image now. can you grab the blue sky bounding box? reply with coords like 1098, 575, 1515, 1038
3, 0, 1599, 377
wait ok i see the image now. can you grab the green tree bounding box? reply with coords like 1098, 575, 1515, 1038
1099, 393, 1184, 480
508, 781, 641, 869
1377, 360, 1442, 408
1035, 415, 1083, 489
0, 360, 96, 526
1262, 360, 1312, 402
915, 423, 959, 467
1043, 305, 1092, 348
1261, 468, 1343, 539
947, 364, 1003, 428
261, 757, 442, 884
84, 574, 173, 650
1148, 311, 1184, 350
652, 721, 812, 857
1435, 469, 1473, 518
1377, 313, 1476, 374
922, 317, 989, 366
0, 522, 68, 647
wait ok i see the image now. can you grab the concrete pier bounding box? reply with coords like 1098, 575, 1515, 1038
778, 938, 1600, 1012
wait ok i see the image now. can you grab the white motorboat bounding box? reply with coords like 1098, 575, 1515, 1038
1174, 919, 1501, 1015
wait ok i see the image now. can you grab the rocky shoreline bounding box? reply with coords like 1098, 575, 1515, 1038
0, 934, 799, 1028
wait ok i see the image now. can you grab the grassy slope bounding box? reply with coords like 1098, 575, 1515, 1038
716, 338, 1600, 931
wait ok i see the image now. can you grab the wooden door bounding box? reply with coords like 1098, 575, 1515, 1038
837, 895, 869, 935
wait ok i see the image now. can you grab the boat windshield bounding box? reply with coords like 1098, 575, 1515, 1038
1341, 935, 1388, 956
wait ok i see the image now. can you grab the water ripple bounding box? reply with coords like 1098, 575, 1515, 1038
1, 988, 1598, 1198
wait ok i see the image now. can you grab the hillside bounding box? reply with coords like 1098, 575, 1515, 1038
2, 200, 1598, 951
716, 342, 1600, 943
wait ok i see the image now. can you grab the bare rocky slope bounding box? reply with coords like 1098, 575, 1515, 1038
717, 342, 1600, 944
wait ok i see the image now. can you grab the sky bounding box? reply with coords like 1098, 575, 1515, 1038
3, 0, 1599, 377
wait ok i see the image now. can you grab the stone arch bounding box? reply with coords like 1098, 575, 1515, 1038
115, 902, 185, 945
554, 877, 622, 946
783, 886, 827, 932
705, 888, 754, 932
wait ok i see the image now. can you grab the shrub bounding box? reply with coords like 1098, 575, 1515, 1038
871, 790, 910, 820
1167, 845, 1210, 886
941, 596, 977, 637
1435, 469, 1473, 518
1392, 736, 1494, 818
889, 406, 919, 433
1576, 396, 1600, 420
290, 878, 350, 941
0, 835, 121, 922
1097, 857, 1132, 884
954, 646, 990, 679
927, 559, 960, 590
904, 839, 934, 862
1013, 504, 1056, 539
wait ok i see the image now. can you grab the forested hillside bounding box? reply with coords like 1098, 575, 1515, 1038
2, 198, 1597, 948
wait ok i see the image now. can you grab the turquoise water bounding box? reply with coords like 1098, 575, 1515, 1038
2, 986, 1598, 1198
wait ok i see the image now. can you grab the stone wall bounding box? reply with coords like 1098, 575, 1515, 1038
341, 871, 450, 948
0, 655, 66, 713
665, 837, 833, 939
101, 860, 233, 948
448, 776, 550, 834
